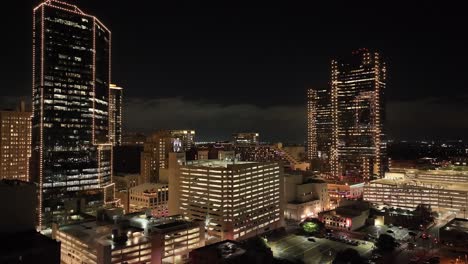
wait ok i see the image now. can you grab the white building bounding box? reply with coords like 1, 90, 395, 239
178, 160, 284, 241
284, 173, 329, 221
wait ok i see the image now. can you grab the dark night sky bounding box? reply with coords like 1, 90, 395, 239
1, 1, 467, 142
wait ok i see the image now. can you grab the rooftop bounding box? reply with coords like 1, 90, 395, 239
184, 159, 256, 168
130, 183, 168, 193
443, 218, 468, 233
369, 178, 468, 191
191, 240, 246, 259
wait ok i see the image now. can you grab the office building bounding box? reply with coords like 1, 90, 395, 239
53, 213, 204, 264
122, 132, 146, 146
327, 181, 365, 206
32, 0, 114, 228
307, 88, 332, 172
140, 131, 173, 183
179, 160, 284, 241
233, 132, 259, 145
330, 49, 387, 180
284, 173, 329, 221
170, 130, 195, 151
109, 84, 123, 146
129, 183, 169, 217
0, 102, 32, 181
0, 180, 61, 264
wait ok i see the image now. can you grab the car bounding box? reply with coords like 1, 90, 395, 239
307, 237, 316, 242
388, 224, 394, 227
387, 230, 394, 233
399, 226, 403, 229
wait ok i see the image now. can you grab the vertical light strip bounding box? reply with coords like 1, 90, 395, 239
92, 18, 96, 144
38, 4, 45, 229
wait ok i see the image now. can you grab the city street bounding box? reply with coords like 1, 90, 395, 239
268, 233, 374, 264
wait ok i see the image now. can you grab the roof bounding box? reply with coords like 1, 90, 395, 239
368, 178, 468, 191
191, 240, 247, 259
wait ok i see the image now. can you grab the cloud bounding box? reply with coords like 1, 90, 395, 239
387, 97, 468, 140
123, 97, 306, 143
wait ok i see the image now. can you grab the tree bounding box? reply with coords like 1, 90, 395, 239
303, 222, 319, 233
414, 204, 437, 225
332, 248, 365, 264
376, 234, 398, 252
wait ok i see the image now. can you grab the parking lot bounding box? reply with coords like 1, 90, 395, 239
268, 233, 374, 264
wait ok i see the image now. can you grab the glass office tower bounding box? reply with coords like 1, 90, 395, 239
330, 49, 387, 180
32, 0, 113, 228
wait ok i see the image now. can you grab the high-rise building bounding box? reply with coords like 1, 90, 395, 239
330, 49, 387, 180
170, 130, 195, 151
109, 84, 123, 146
140, 131, 173, 183
178, 160, 284, 241
32, 0, 114, 228
233, 132, 259, 145
0, 102, 32, 181
307, 88, 332, 171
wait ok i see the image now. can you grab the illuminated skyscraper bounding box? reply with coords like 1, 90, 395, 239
0, 102, 32, 181
330, 49, 387, 180
32, 0, 114, 228
140, 131, 173, 183
109, 84, 123, 146
307, 88, 332, 172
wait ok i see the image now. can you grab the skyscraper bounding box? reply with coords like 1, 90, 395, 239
32, 0, 114, 228
0, 102, 32, 181
307, 88, 332, 172
330, 49, 387, 180
109, 84, 123, 146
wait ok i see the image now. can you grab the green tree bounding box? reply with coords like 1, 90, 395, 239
376, 234, 398, 252
303, 222, 319, 233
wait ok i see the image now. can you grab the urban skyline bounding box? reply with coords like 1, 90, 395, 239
1, 1, 468, 142
1, 1, 468, 264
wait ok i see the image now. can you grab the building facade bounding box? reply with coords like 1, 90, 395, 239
170, 130, 195, 151
129, 183, 169, 217
179, 160, 284, 241
284, 173, 329, 221
53, 213, 204, 264
364, 178, 468, 218
32, 0, 113, 228
140, 131, 177, 183
0, 103, 32, 181
109, 84, 123, 146
307, 88, 332, 172
330, 49, 387, 180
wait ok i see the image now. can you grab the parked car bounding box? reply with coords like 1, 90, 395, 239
387, 230, 394, 233
308, 237, 316, 242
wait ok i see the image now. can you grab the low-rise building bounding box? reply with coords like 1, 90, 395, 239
318, 200, 370, 231
439, 218, 468, 252
53, 213, 204, 264
129, 183, 169, 217
327, 181, 365, 205
363, 178, 468, 218
284, 173, 329, 221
